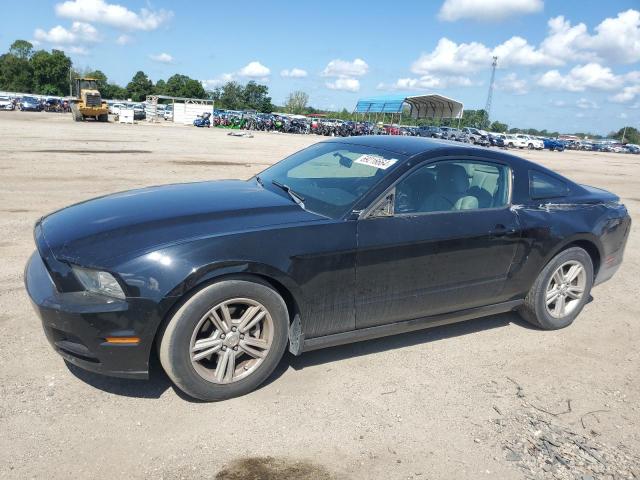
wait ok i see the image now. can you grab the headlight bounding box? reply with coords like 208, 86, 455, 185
72, 266, 125, 299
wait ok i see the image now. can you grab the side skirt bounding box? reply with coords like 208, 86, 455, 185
301, 300, 523, 353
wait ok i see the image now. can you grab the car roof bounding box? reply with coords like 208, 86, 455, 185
323, 135, 510, 158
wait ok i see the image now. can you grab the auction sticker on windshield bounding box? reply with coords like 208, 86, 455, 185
354, 155, 398, 170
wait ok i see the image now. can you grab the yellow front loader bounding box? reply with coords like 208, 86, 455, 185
70, 77, 109, 122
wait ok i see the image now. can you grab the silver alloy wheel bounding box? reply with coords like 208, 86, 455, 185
545, 260, 587, 319
189, 298, 274, 384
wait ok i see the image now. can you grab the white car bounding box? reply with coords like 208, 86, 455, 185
516, 134, 544, 150
504, 135, 528, 149
109, 103, 126, 115
0, 96, 15, 110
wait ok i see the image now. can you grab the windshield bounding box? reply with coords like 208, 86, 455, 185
258, 142, 406, 219
79, 80, 98, 90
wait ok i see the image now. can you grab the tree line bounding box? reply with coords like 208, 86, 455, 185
1, 39, 634, 141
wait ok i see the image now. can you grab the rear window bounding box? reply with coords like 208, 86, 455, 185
529, 170, 568, 199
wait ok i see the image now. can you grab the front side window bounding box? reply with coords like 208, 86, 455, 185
258, 142, 406, 219
394, 160, 510, 214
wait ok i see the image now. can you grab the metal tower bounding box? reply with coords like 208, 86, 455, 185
484, 56, 498, 122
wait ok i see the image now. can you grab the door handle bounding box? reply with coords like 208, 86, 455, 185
490, 224, 516, 237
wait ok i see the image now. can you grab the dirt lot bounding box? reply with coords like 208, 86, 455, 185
1, 112, 638, 480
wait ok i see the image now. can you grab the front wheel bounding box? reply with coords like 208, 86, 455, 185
159, 279, 289, 401
519, 247, 593, 330
71, 103, 83, 122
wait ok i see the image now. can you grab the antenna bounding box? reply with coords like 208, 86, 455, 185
484, 56, 498, 123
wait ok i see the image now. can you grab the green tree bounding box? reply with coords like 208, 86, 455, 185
242, 81, 273, 112
216, 81, 244, 110
284, 90, 309, 114
0, 53, 33, 92
84, 69, 108, 89
154, 79, 167, 95
30, 49, 72, 96
163, 74, 206, 99
126, 71, 154, 101
612, 127, 640, 144
489, 121, 508, 132
9, 39, 34, 59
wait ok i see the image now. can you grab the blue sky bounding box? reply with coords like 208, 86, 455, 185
1, 0, 639, 134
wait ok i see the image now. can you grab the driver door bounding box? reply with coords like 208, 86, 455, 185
355, 158, 520, 329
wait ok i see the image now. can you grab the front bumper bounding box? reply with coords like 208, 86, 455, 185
25, 252, 152, 379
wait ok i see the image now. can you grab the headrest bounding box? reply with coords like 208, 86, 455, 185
437, 163, 469, 193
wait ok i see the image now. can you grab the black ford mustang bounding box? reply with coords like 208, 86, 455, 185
25, 137, 630, 401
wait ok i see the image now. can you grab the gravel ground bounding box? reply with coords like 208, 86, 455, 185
0, 112, 638, 480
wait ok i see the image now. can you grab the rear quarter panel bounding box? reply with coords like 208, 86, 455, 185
506, 201, 630, 298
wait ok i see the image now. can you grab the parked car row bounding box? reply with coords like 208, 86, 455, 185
0, 95, 72, 112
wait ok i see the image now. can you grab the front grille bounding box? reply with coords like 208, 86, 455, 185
85, 93, 101, 107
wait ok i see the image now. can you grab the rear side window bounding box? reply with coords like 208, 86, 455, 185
529, 171, 568, 199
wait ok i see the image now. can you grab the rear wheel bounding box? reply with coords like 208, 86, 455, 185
98, 114, 108, 122
159, 279, 289, 401
519, 247, 593, 330
528, 143, 534, 149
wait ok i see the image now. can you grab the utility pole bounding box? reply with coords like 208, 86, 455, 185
484, 56, 498, 125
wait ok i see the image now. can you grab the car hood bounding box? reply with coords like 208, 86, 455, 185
38, 180, 322, 267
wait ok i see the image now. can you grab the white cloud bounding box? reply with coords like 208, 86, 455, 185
549, 99, 567, 107
55, 0, 173, 31
496, 73, 528, 94
238, 61, 270, 78
538, 11, 640, 65
58, 45, 89, 55
587, 10, 640, 65
493, 36, 559, 67
611, 84, 640, 103
576, 98, 599, 109
412, 38, 491, 75
539, 16, 591, 63
322, 58, 368, 77
538, 63, 623, 91
202, 62, 272, 89
116, 34, 131, 45
438, 0, 543, 22
34, 21, 99, 44
280, 68, 308, 78
325, 78, 360, 92
410, 10, 640, 82
618, 112, 628, 119
149, 52, 173, 63
378, 74, 474, 91
202, 74, 235, 89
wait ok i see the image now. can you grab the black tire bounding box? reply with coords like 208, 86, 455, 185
159, 279, 289, 401
98, 114, 108, 122
71, 103, 83, 122
528, 143, 534, 149
518, 247, 593, 330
